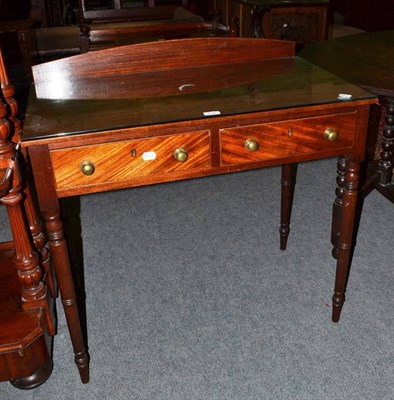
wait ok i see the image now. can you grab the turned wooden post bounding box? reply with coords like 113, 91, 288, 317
332, 160, 361, 322
377, 97, 394, 185
0, 86, 54, 335
331, 156, 347, 259
0, 50, 57, 299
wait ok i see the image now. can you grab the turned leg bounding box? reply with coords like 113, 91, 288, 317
23, 183, 57, 299
361, 96, 394, 201
332, 160, 360, 322
0, 45, 56, 299
28, 145, 90, 384
377, 97, 394, 185
0, 100, 54, 337
44, 209, 90, 383
331, 156, 346, 259
60, 197, 88, 347
280, 163, 297, 250
375, 96, 394, 201
1, 189, 55, 336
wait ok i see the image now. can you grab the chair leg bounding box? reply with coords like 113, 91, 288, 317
280, 163, 297, 250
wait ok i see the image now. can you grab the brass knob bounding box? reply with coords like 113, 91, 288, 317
173, 148, 188, 162
324, 128, 338, 142
80, 160, 95, 175
244, 138, 259, 152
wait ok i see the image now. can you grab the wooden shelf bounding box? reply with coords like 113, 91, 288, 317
0, 242, 53, 389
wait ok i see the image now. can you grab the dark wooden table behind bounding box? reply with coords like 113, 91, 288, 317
299, 31, 394, 202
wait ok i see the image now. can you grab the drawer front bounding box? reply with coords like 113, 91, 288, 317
220, 113, 356, 165
51, 131, 210, 190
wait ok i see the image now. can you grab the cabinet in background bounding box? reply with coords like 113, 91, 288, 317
214, 0, 329, 48
343, 0, 394, 31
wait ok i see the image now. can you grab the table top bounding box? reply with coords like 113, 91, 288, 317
299, 31, 394, 97
23, 38, 374, 142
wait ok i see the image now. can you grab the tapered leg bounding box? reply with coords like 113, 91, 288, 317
280, 163, 297, 250
60, 197, 88, 348
331, 156, 347, 259
43, 209, 90, 383
28, 145, 90, 384
332, 160, 360, 323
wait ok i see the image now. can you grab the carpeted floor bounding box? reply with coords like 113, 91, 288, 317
0, 157, 393, 399
0, 16, 392, 400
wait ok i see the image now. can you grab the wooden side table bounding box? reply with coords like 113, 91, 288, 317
299, 31, 394, 204
22, 38, 375, 383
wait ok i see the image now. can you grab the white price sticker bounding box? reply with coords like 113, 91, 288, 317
142, 151, 157, 161
203, 110, 221, 116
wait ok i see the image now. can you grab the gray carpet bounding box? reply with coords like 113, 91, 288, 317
0, 158, 393, 399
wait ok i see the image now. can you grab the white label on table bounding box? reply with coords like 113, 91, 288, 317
338, 93, 352, 100
142, 151, 157, 161
203, 110, 221, 116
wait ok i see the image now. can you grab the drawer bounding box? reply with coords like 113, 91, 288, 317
51, 131, 210, 190
220, 113, 357, 165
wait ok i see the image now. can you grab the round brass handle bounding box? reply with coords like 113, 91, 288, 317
324, 128, 338, 142
173, 148, 188, 162
80, 160, 95, 176
244, 138, 260, 152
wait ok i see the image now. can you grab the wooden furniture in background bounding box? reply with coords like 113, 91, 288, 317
78, 0, 230, 52
79, 0, 192, 22
23, 38, 375, 383
0, 50, 55, 389
214, 0, 329, 48
30, 0, 65, 26
299, 31, 394, 208
0, 20, 40, 82
330, 0, 394, 31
